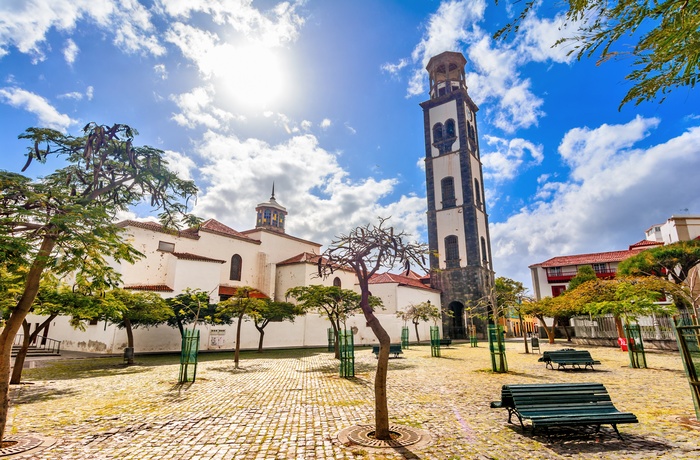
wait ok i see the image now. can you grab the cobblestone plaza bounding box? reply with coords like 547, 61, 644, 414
7, 340, 700, 459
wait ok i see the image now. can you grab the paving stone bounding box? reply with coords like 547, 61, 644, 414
6, 342, 700, 459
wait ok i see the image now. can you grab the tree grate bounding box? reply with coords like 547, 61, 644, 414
337, 424, 432, 449
0, 435, 54, 457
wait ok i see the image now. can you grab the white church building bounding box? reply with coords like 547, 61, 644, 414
25, 190, 441, 355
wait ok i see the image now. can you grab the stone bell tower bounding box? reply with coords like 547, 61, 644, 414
420, 51, 494, 339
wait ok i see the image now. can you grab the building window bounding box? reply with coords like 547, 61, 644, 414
481, 237, 488, 269
441, 177, 456, 208
158, 241, 175, 252
548, 267, 562, 277
445, 235, 460, 268
474, 178, 482, 207
445, 119, 456, 138
432, 123, 443, 142
333, 277, 341, 287
230, 254, 242, 281
263, 209, 271, 225
592, 263, 606, 274
552, 285, 566, 297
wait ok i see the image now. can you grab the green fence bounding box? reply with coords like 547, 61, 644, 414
469, 325, 478, 347
430, 326, 441, 357
488, 324, 507, 373
401, 326, 409, 349
179, 329, 200, 383
673, 319, 700, 420
339, 330, 355, 378
624, 323, 647, 368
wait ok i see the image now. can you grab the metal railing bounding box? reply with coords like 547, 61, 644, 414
572, 314, 678, 341
13, 334, 62, 355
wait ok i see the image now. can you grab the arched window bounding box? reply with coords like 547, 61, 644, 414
474, 178, 482, 207
445, 235, 459, 268
445, 119, 456, 138
441, 177, 456, 208
432, 123, 443, 142
480, 237, 489, 269
230, 254, 242, 281
333, 277, 342, 287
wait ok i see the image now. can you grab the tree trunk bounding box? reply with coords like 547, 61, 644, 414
255, 321, 268, 353
519, 314, 529, 354
413, 320, 420, 344
234, 312, 244, 368
332, 320, 340, 359
359, 281, 391, 440
124, 318, 135, 365
538, 316, 557, 344
0, 234, 58, 443
10, 321, 32, 385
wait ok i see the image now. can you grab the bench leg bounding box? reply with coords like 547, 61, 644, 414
610, 424, 624, 441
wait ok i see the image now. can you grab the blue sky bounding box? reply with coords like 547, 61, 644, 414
2, 0, 699, 291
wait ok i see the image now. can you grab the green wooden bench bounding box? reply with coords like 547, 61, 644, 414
439, 338, 452, 347
538, 349, 601, 370
490, 383, 637, 440
372, 344, 403, 358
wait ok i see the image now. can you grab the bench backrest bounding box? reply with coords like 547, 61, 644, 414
543, 350, 594, 361
501, 383, 612, 409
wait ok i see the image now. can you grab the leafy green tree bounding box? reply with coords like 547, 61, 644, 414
102, 289, 173, 364
286, 285, 365, 359
521, 296, 581, 344
618, 240, 700, 316
396, 301, 442, 344
218, 286, 266, 369
494, 277, 530, 351
319, 217, 427, 440
166, 288, 232, 338
495, 0, 700, 107
0, 123, 197, 441
249, 300, 304, 352
567, 265, 598, 291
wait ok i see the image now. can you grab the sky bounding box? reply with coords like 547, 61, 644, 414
1, 0, 700, 292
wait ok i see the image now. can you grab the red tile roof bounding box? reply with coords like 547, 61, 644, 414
218, 286, 269, 298
369, 272, 437, 291
629, 239, 664, 249
123, 284, 174, 292
197, 219, 254, 241
277, 252, 323, 265
172, 252, 225, 263
534, 249, 643, 268
117, 220, 199, 240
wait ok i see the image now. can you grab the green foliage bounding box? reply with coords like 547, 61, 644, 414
495, 0, 700, 107
618, 240, 700, 284
494, 277, 528, 312
249, 300, 304, 329
567, 265, 598, 291
102, 289, 173, 329
396, 301, 443, 326
166, 288, 231, 337
286, 285, 366, 326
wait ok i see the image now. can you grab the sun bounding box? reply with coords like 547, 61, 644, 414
215, 43, 287, 111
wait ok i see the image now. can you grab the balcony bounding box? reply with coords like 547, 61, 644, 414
547, 267, 617, 283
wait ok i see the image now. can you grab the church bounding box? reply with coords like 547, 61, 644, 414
23, 51, 494, 355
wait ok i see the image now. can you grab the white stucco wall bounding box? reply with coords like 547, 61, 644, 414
428, 101, 460, 157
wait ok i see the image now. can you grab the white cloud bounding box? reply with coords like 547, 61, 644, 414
482, 136, 544, 181
381, 58, 408, 75
0, 0, 165, 60
320, 118, 331, 129
345, 123, 356, 135
85, 86, 94, 100
163, 149, 196, 181
58, 91, 83, 100
0, 87, 76, 131
170, 85, 237, 129
490, 118, 700, 289
154, 64, 168, 80
191, 131, 427, 246
515, 12, 577, 64
63, 38, 78, 64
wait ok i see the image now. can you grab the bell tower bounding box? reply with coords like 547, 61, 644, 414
255, 184, 287, 233
420, 51, 494, 339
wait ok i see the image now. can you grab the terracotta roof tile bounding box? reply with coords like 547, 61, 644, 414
198, 219, 252, 240
123, 284, 174, 292
172, 252, 225, 263
117, 220, 199, 240
535, 249, 642, 268
629, 239, 664, 249
369, 272, 437, 291
218, 286, 269, 298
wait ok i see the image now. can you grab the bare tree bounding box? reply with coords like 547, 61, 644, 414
319, 217, 427, 440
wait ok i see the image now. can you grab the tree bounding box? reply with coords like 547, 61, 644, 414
495, 1, 700, 107
494, 277, 530, 352
218, 286, 266, 369
567, 265, 598, 291
521, 296, 581, 344
166, 288, 232, 338
286, 285, 365, 359
618, 240, 700, 316
0, 123, 197, 442
249, 300, 304, 353
102, 289, 173, 364
319, 217, 428, 440
396, 301, 442, 344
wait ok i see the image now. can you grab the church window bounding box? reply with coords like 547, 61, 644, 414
441, 177, 456, 208
433, 123, 443, 142
445, 235, 460, 268
333, 277, 342, 287
263, 209, 271, 225
481, 237, 489, 269
230, 254, 242, 281
474, 179, 482, 207
445, 119, 456, 138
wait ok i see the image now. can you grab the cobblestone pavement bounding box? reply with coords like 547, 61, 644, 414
6, 340, 700, 459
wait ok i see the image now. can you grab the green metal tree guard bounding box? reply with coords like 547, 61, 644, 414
673, 318, 700, 420
179, 329, 200, 383
327, 327, 334, 352
488, 324, 508, 373
624, 323, 647, 368
430, 326, 441, 357
339, 329, 355, 378
401, 326, 410, 349
469, 325, 478, 347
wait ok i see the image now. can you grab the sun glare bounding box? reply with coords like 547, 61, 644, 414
216, 44, 287, 111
